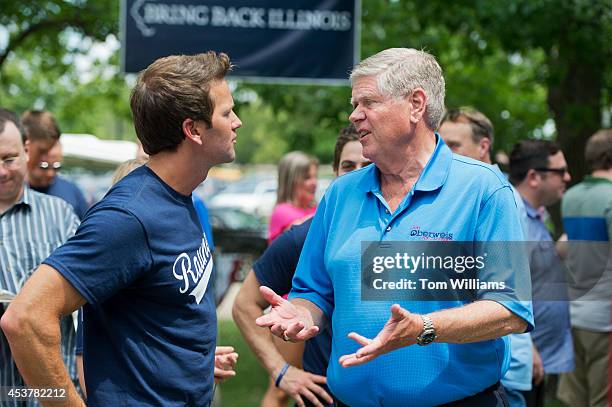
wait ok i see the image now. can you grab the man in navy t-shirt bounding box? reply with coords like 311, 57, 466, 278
1, 51, 242, 406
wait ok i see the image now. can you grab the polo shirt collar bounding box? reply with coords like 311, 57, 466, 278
357, 133, 451, 194
522, 198, 540, 220
584, 175, 612, 185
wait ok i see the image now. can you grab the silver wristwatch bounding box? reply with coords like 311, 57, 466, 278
416, 315, 437, 346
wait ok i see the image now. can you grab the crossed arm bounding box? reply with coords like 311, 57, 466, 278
233, 272, 332, 407
256, 287, 528, 368
0, 264, 87, 407
1, 264, 239, 406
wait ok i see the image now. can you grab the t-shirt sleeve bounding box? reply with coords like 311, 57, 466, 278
253, 226, 301, 295
475, 185, 534, 332
44, 206, 152, 305
288, 198, 334, 319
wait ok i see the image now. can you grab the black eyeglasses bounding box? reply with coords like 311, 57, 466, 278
535, 167, 567, 176
38, 161, 62, 171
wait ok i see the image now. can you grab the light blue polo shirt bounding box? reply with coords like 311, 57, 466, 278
289, 135, 534, 407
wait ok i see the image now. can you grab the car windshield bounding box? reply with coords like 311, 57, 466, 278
210, 208, 266, 230
221, 179, 262, 194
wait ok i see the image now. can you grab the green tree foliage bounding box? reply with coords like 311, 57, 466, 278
0, 0, 130, 137
1, 0, 610, 178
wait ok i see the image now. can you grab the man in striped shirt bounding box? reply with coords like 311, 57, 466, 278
0, 108, 79, 406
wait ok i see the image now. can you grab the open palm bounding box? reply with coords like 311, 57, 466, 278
255, 286, 319, 341
339, 304, 419, 367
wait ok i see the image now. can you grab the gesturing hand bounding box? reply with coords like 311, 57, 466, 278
339, 304, 421, 367
214, 346, 239, 383
255, 286, 319, 342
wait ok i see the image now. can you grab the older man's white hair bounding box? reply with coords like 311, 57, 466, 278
350, 48, 446, 131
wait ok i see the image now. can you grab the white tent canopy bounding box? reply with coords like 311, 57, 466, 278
61, 133, 138, 165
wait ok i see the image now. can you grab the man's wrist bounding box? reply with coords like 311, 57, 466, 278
271, 360, 288, 378
274, 363, 291, 387
416, 314, 437, 346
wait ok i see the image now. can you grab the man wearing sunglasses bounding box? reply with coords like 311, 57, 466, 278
509, 140, 574, 407
21, 110, 89, 219
440, 107, 534, 407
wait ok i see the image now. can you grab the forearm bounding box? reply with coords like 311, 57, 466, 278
233, 298, 286, 375
431, 300, 527, 344
290, 298, 327, 331
1, 309, 84, 406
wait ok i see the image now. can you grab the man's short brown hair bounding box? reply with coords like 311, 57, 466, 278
509, 139, 561, 185
130, 52, 232, 155
333, 124, 360, 172
441, 107, 494, 151
585, 129, 612, 172
20, 110, 61, 144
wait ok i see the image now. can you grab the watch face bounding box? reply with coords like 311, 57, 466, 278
420, 332, 436, 345
418, 329, 436, 346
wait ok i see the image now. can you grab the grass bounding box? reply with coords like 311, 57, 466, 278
216, 320, 268, 406
216, 320, 566, 407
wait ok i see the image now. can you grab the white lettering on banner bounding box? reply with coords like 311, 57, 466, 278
131, 1, 352, 37
267, 9, 352, 31
172, 236, 213, 304
211, 6, 266, 28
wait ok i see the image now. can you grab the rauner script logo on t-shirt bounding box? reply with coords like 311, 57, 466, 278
172, 236, 214, 304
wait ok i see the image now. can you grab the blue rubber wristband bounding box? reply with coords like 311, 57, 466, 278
274, 363, 290, 387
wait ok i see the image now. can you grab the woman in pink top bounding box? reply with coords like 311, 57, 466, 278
268, 151, 318, 243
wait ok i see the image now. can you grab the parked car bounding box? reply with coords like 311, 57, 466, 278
208, 176, 277, 218
208, 207, 267, 305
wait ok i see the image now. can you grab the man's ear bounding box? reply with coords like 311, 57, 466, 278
408, 88, 428, 124
526, 168, 541, 188
478, 138, 491, 160
182, 118, 203, 146
24, 139, 31, 162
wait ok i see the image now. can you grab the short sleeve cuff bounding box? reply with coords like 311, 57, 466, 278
288, 291, 332, 320
44, 259, 98, 305
482, 295, 534, 332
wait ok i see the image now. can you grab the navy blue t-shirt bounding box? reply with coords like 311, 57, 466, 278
252, 218, 332, 387
45, 166, 217, 406
33, 175, 89, 219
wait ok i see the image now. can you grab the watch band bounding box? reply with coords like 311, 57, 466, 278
421, 315, 434, 331
416, 314, 436, 346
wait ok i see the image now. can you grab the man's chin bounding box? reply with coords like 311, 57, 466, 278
222, 151, 236, 164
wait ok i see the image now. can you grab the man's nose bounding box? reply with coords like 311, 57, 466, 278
349, 108, 365, 123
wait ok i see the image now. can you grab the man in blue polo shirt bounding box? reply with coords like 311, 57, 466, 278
1, 52, 241, 406
233, 124, 370, 407
257, 48, 533, 407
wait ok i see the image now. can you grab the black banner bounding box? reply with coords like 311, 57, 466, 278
121, 0, 360, 84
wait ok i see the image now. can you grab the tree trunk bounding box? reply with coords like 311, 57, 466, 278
546, 44, 603, 236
